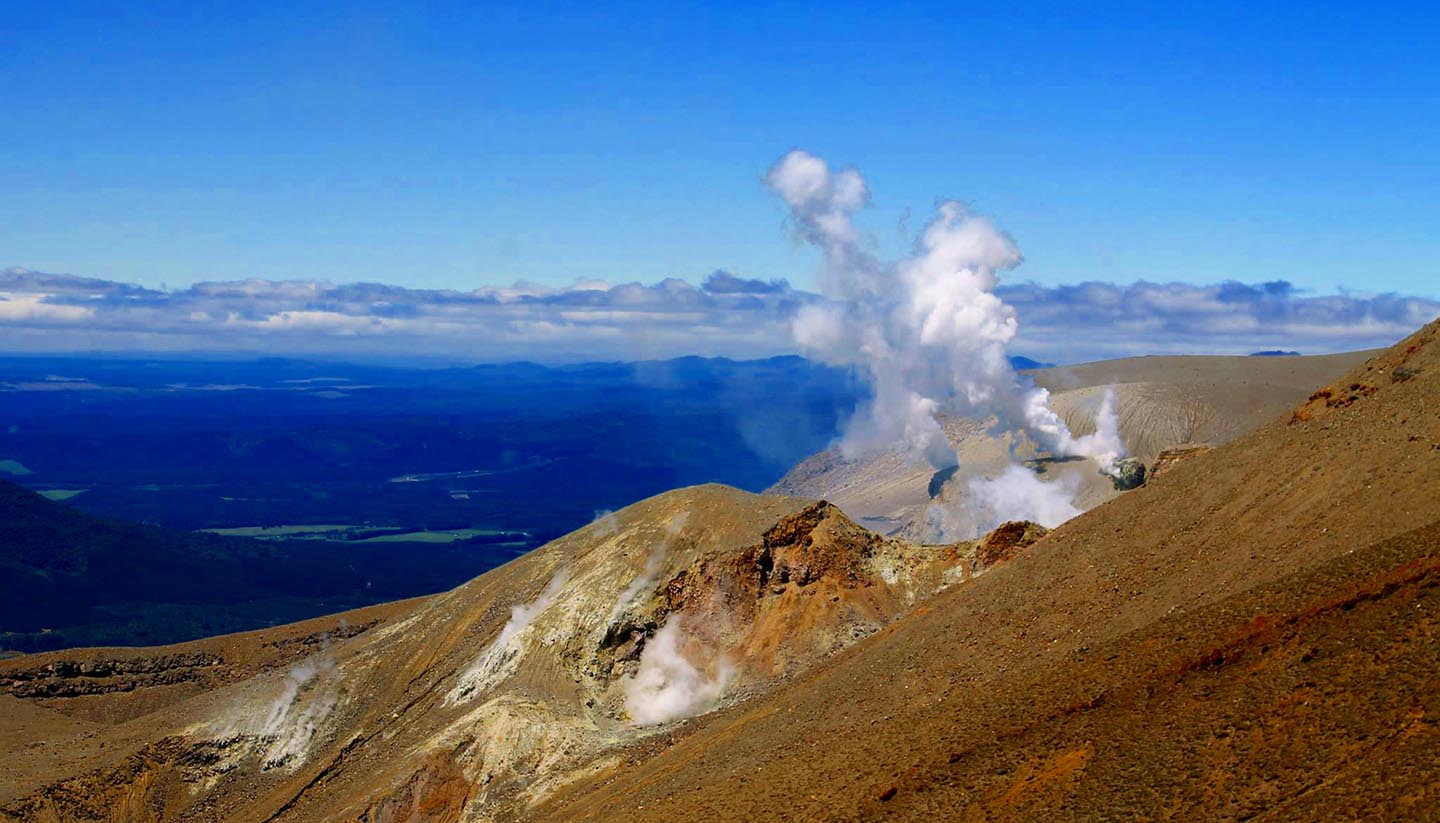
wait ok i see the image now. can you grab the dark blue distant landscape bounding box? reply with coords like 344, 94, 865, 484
0, 354, 862, 650
0, 352, 1061, 651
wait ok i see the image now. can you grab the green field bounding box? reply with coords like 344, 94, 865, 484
197, 524, 522, 544
37, 489, 89, 501
0, 459, 33, 476
354, 528, 511, 544
203, 523, 389, 538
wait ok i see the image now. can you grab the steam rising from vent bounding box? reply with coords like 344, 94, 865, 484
624, 614, 732, 726
201, 653, 342, 771
590, 509, 620, 538
449, 569, 570, 703
258, 658, 340, 768
968, 466, 1083, 532
1072, 387, 1124, 472
765, 150, 1125, 474
611, 512, 689, 621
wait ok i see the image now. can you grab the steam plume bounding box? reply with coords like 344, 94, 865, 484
765, 149, 1125, 473
449, 569, 570, 702
968, 466, 1082, 532
610, 512, 689, 621
623, 614, 732, 726
590, 509, 620, 538
258, 658, 340, 768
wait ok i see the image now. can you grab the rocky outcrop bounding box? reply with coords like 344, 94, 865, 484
1108, 458, 1147, 491
0, 652, 225, 698
751, 501, 880, 589
1289, 381, 1380, 422
1149, 444, 1215, 479
601, 502, 982, 685
604, 502, 1054, 688
0, 622, 376, 702
974, 521, 1049, 569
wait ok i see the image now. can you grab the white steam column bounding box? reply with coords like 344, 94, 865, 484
766, 150, 1125, 530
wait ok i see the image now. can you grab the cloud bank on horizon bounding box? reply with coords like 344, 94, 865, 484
0, 266, 1434, 364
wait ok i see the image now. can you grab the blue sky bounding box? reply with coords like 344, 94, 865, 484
2, 1, 1437, 297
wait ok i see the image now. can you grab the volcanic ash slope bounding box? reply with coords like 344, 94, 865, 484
0, 485, 1043, 823
537, 321, 1440, 821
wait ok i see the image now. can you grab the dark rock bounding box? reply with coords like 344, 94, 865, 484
1109, 458, 1147, 491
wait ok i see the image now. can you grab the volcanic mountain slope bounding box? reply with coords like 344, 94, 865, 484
772, 350, 1370, 539
3, 333, 1431, 823
0, 483, 1043, 822
529, 321, 1440, 821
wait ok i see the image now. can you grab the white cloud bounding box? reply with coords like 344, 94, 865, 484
0, 265, 1433, 364
0, 292, 95, 323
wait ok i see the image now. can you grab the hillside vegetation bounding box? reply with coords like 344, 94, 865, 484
0, 480, 518, 652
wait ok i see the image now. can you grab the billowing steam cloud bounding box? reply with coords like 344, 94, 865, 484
610, 512, 689, 621
968, 466, 1083, 532
449, 570, 570, 703
766, 149, 1124, 473
623, 614, 733, 726
767, 150, 1127, 531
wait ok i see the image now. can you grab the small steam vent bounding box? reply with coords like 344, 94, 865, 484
1109, 457, 1146, 491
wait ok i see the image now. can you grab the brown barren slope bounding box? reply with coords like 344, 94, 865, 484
534, 326, 1440, 820
0, 599, 417, 801
1, 338, 1431, 823
2, 485, 1033, 822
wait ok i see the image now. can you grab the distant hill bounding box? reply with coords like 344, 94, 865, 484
1008, 355, 1055, 370
0, 479, 520, 652
1250, 349, 1300, 356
